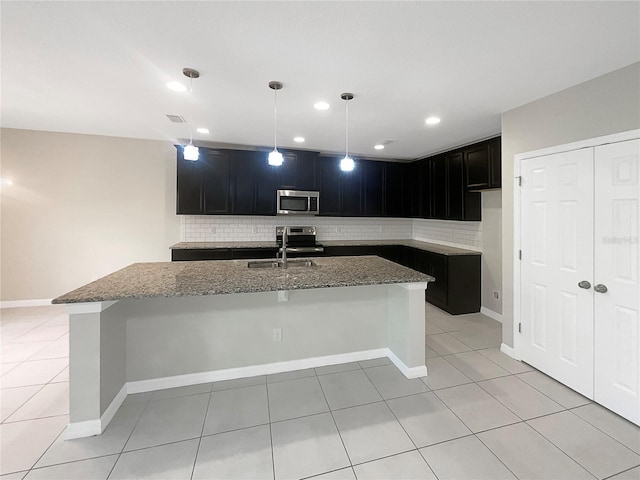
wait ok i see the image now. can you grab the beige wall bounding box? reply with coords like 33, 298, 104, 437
1, 129, 180, 302
501, 62, 640, 347
481, 190, 502, 315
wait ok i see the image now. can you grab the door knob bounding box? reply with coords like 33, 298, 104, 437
578, 281, 591, 289
594, 284, 608, 293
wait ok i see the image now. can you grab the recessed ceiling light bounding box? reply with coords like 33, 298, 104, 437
314, 101, 330, 110
166, 81, 187, 92
374, 144, 385, 150
294, 137, 305, 143
196, 128, 210, 134
425, 116, 441, 125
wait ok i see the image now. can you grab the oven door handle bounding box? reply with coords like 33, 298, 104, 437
282, 247, 324, 253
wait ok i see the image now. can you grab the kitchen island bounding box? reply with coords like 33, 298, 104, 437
53, 256, 433, 439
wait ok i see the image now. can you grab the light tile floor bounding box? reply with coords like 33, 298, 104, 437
1, 304, 639, 479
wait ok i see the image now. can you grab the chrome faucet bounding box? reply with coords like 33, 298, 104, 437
279, 226, 288, 269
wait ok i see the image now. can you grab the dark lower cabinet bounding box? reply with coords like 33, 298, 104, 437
172, 244, 481, 315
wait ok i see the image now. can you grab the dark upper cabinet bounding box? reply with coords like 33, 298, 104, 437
408, 160, 424, 217
430, 156, 447, 219
276, 151, 317, 191
318, 157, 342, 216
202, 150, 231, 214
231, 151, 256, 215
364, 160, 384, 216
464, 137, 501, 190
176, 148, 203, 214
254, 158, 277, 215
446, 152, 464, 220
384, 162, 406, 217
341, 166, 363, 216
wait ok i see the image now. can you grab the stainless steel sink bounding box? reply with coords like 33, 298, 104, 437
247, 259, 316, 269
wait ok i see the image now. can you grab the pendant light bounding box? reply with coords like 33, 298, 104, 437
340, 92, 355, 172
183, 68, 200, 161
268, 81, 284, 166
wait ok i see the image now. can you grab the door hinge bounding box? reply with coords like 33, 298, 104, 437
518, 322, 522, 333
518, 250, 522, 260
517, 176, 522, 186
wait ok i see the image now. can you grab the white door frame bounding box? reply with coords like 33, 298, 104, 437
513, 129, 640, 361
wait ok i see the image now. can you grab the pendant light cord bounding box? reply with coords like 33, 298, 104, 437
273, 87, 278, 150
189, 74, 194, 145
345, 98, 349, 158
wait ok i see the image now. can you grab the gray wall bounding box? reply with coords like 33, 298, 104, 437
481, 190, 502, 314
1, 129, 181, 301
501, 62, 640, 347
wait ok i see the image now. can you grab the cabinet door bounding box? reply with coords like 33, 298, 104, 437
318, 157, 342, 216
202, 150, 231, 214
384, 162, 405, 217
254, 157, 277, 215
276, 151, 317, 191
446, 152, 464, 220
408, 160, 423, 217
364, 161, 384, 216
231, 151, 256, 215
465, 144, 491, 189
297, 151, 317, 190
489, 137, 502, 188
430, 157, 447, 219
176, 149, 203, 214
341, 167, 363, 216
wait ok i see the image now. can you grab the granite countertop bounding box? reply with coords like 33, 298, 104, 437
170, 239, 480, 256
52, 256, 434, 304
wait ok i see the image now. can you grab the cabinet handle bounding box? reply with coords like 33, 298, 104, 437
594, 284, 608, 294
578, 281, 591, 289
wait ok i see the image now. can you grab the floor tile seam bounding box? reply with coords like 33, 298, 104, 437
25, 417, 68, 475
189, 391, 215, 480
564, 408, 640, 458
523, 417, 612, 479
300, 465, 357, 480
148, 389, 213, 403
263, 373, 277, 480
3, 411, 70, 425
211, 380, 267, 393
513, 371, 591, 410
0, 382, 48, 424
315, 365, 364, 377
440, 351, 513, 379
12, 328, 68, 343
121, 435, 203, 455
266, 371, 319, 385
425, 386, 483, 439
471, 430, 526, 480
422, 378, 475, 391
602, 464, 640, 480
474, 348, 535, 375
360, 366, 435, 471
119, 393, 154, 454
3, 320, 50, 344
473, 376, 566, 422
31, 354, 70, 362
13, 332, 68, 351
315, 370, 354, 468
28, 451, 122, 472
348, 446, 422, 468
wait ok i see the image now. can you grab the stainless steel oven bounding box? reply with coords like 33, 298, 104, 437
276, 190, 319, 215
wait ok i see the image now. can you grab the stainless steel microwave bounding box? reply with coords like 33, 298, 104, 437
276, 190, 320, 215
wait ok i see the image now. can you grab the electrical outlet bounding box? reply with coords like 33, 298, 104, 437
272, 328, 282, 342
493, 290, 500, 300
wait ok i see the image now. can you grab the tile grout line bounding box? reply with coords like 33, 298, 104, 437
264, 379, 276, 480
316, 371, 354, 471
188, 385, 214, 480
359, 366, 439, 478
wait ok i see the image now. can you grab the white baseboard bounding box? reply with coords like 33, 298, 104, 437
480, 307, 503, 323
500, 343, 520, 360
65, 384, 127, 440
127, 348, 390, 394
68, 348, 429, 438
0, 299, 53, 309
387, 350, 428, 379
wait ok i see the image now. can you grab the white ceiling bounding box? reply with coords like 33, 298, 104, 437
2, 1, 639, 160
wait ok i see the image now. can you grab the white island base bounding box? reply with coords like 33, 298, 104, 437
65, 282, 428, 439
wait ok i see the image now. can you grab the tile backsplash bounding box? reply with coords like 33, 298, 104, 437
181, 215, 481, 250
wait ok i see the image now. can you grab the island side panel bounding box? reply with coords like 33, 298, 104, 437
100, 304, 127, 414
69, 312, 101, 423
387, 282, 428, 377
123, 285, 389, 383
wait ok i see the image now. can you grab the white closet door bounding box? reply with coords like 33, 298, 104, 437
520, 148, 594, 397
594, 139, 640, 424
